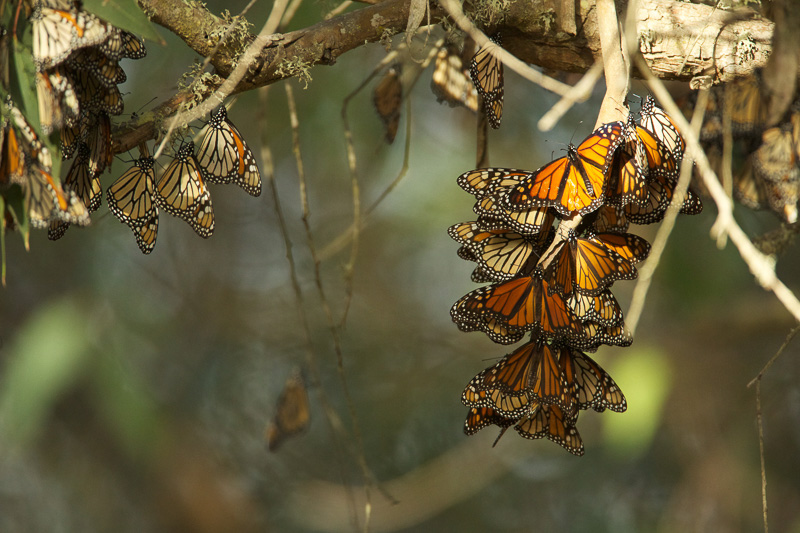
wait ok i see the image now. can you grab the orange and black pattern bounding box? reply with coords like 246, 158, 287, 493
450, 98, 702, 455
1, 1, 262, 258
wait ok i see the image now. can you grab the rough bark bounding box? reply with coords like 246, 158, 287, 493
118, 0, 775, 153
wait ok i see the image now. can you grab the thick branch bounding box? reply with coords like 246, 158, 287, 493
118, 0, 774, 153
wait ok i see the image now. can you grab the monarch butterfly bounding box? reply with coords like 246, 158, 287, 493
639, 95, 686, 161
67, 48, 127, 88
7, 101, 53, 171
462, 380, 532, 419
587, 231, 651, 264
450, 297, 526, 345
588, 204, 630, 233
448, 222, 541, 281
97, 29, 146, 61
69, 68, 124, 115
156, 140, 215, 238
542, 230, 640, 297
469, 36, 503, 129
266, 368, 311, 452
60, 110, 90, 159
464, 406, 516, 436
26, 167, 90, 229
30, 6, 110, 70
514, 402, 584, 456
63, 141, 101, 212
473, 192, 556, 235
431, 45, 478, 112
35, 71, 65, 134
606, 115, 649, 207
566, 289, 623, 327
451, 272, 583, 340
634, 122, 679, 179
623, 173, 704, 224
752, 125, 800, 223
0, 127, 25, 184
558, 346, 627, 413
723, 76, 763, 137
457, 167, 528, 199
480, 340, 576, 412
84, 112, 112, 176
196, 106, 262, 197
373, 65, 403, 143
574, 321, 633, 352
503, 122, 625, 216
107, 147, 159, 254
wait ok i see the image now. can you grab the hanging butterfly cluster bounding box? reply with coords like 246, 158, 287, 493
0, 0, 145, 240
682, 75, 800, 224
106, 105, 262, 254
449, 96, 703, 455
0, 1, 262, 258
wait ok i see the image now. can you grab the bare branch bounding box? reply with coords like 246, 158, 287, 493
117, 0, 775, 153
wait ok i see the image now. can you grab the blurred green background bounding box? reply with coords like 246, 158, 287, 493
2, 2, 800, 531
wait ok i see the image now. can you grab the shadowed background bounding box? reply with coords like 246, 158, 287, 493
1, 2, 800, 531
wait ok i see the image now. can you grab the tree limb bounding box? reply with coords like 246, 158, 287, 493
117, 0, 774, 153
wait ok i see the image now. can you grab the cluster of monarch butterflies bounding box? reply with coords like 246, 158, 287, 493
107, 105, 262, 254
681, 74, 800, 224
450, 96, 703, 455
0, 0, 262, 257
0, 0, 145, 240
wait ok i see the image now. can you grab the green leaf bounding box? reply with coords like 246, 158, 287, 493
82, 0, 165, 45
0, 298, 94, 446
9, 39, 39, 133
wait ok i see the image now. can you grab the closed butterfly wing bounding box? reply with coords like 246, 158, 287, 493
514, 403, 584, 456
457, 167, 531, 199
107, 149, 159, 254
156, 141, 215, 238
431, 45, 478, 112
448, 222, 537, 281
607, 116, 649, 206
266, 369, 311, 452
464, 406, 516, 436
640, 95, 686, 160
196, 106, 261, 196
566, 289, 623, 327
63, 142, 101, 212
374, 65, 403, 143
636, 125, 678, 179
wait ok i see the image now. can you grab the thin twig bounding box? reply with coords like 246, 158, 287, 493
755, 380, 769, 533
154, 0, 290, 159
537, 61, 604, 132
747, 324, 800, 388
257, 86, 359, 524
285, 83, 378, 533
635, 55, 800, 324
325, 0, 353, 20
626, 89, 709, 334
318, 43, 439, 261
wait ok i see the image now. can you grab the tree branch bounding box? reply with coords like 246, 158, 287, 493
116, 0, 774, 153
